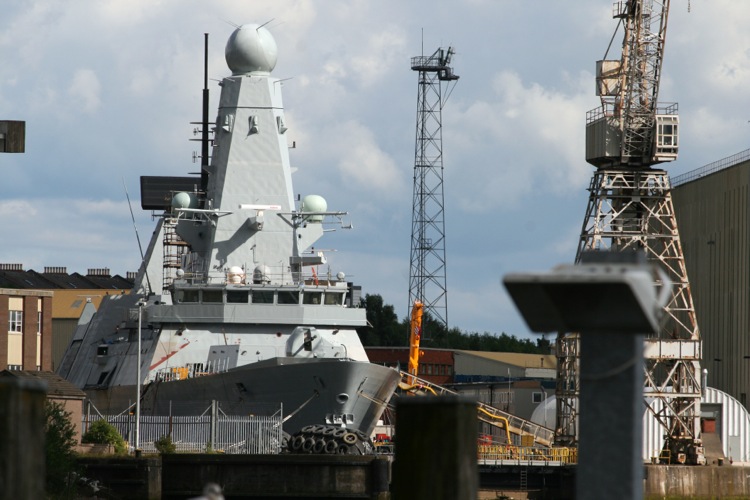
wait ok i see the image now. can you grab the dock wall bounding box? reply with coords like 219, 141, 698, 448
74, 456, 750, 499
644, 464, 750, 499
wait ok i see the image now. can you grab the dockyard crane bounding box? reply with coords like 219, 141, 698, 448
557, 0, 705, 464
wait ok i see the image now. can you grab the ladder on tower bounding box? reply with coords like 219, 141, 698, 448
162, 219, 189, 292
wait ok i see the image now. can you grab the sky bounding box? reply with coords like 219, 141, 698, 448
2, 0, 750, 340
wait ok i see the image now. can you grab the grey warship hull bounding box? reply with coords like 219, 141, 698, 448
84, 357, 400, 436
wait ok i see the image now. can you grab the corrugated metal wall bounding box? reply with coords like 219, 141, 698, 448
643, 387, 750, 463
672, 161, 750, 409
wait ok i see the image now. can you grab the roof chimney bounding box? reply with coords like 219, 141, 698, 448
44, 266, 67, 274
87, 268, 111, 277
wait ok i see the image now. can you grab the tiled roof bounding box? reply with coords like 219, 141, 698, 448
0, 268, 133, 291
0, 370, 86, 398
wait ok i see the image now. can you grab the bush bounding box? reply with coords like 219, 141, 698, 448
45, 401, 79, 497
81, 419, 127, 455
154, 434, 177, 454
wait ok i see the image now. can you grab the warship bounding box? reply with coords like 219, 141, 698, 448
57, 23, 401, 445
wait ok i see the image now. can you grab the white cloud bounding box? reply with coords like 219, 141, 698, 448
0, 200, 38, 220
448, 69, 590, 212
331, 120, 404, 194
349, 27, 408, 88
68, 69, 101, 114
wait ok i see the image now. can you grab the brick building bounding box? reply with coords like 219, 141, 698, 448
0, 288, 53, 371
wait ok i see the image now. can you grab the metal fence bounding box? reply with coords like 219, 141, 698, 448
83, 402, 284, 454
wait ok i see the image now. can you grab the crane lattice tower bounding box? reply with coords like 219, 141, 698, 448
556, 0, 704, 465
408, 47, 458, 336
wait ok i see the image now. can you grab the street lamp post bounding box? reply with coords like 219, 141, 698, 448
135, 299, 144, 456
503, 251, 670, 500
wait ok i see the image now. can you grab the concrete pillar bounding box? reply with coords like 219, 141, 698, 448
0, 294, 8, 370
391, 395, 478, 499
0, 376, 47, 499
577, 331, 644, 500
41, 296, 53, 370
22, 295, 38, 369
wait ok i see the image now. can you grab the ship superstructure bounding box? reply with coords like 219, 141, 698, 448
57, 24, 400, 444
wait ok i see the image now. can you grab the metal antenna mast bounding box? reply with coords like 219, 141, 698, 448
557, 0, 705, 465
408, 47, 458, 336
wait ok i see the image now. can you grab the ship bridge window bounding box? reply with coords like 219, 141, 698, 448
202, 289, 223, 303
227, 290, 249, 303
251, 290, 274, 304
303, 291, 322, 305
176, 289, 200, 303
324, 293, 344, 306
278, 291, 300, 305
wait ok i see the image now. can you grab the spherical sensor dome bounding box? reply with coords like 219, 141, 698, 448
225, 24, 278, 75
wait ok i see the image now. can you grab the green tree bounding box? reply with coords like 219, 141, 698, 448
154, 434, 177, 454
45, 401, 79, 497
359, 294, 406, 346
81, 419, 127, 455
359, 294, 550, 354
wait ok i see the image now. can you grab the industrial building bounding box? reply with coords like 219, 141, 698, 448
671, 149, 750, 410
0, 265, 133, 369
366, 347, 555, 422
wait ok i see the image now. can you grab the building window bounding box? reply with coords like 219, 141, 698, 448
7, 365, 21, 371
37, 311, 42, 334
8, 310, 22, 333
532, 392, 544, 404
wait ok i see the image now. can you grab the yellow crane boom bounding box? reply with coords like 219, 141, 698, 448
407, 300, 423, 383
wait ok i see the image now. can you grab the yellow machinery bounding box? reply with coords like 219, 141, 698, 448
407, 300, 423, 384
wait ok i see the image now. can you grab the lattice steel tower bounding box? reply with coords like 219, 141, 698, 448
408, 47, 458, 334
557, 0, 704, 464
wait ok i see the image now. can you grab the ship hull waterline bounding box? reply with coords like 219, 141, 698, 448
83, 357, 401, 437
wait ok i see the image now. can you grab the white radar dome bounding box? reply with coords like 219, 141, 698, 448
227, 266, 245, 284
253, 265, 272, 284
172, 192, 197, 209
300, 195, 327, 223
225, 24, 278, 76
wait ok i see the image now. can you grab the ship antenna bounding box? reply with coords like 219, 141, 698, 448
122, 177, 152, 295
200, 33, 210, 196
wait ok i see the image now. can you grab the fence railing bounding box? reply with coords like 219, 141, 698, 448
83, 402, 283, 454
671, 148, 750, 187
